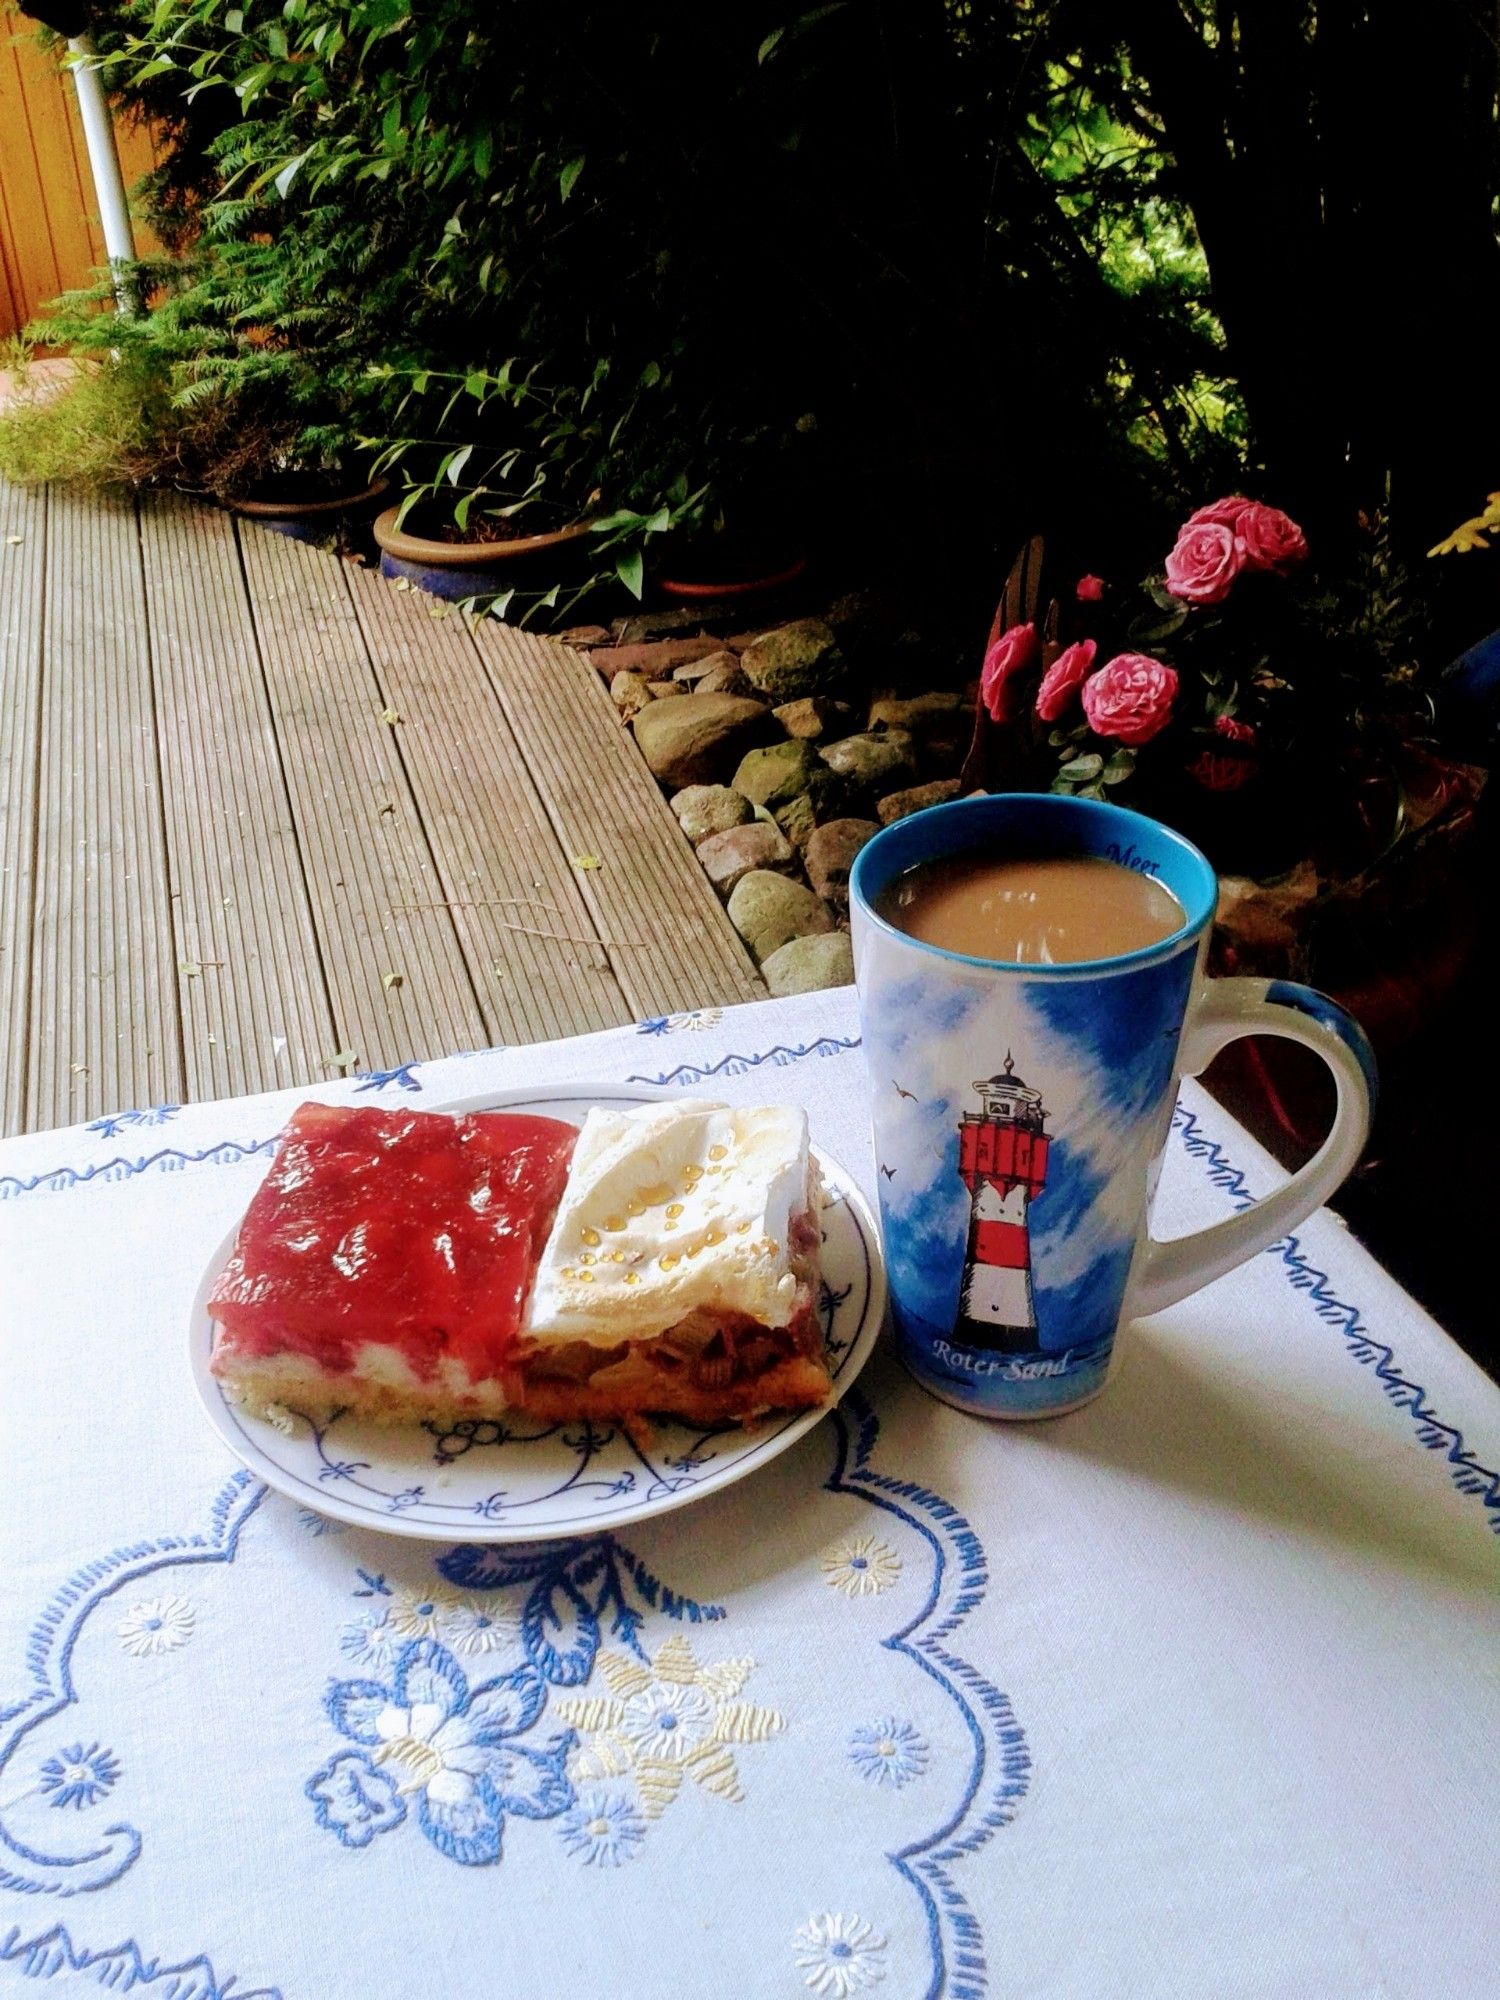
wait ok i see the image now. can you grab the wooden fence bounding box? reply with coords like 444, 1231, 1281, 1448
0, 25, 157, 340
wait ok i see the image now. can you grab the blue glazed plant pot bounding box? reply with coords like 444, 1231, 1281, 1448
373, 507, 592, 603
227, 477, 389, 544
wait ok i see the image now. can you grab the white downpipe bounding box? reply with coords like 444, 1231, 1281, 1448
65, 34, 136, 311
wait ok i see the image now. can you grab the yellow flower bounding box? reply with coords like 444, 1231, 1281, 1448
820, 1534, 901, 1598
555, 1634, 784, 1820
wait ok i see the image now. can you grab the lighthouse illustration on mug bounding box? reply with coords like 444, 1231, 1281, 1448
956, 1058, 1051, 1351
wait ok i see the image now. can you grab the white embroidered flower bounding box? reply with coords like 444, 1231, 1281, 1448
386, 1586, 460, 1641
820, 1535, 901, 1599
117, 1596, 195, 1657
371, 1700, 489, 1808
793, 1913, 887, 1997
438, 1597, 517, 1657
339, 1611, 398, 1673
615, 1681, 715, 1763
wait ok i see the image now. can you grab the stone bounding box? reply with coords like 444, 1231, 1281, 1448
727, 870, 834, 964
867, 691, 966, 736
632, 693, 774, 791
876, 778, 963, 825
739, 618, 846, 703
694, 658, 754, 696
670, 784, 753, 845
648, 679, 688, 698
592, 636, 720, 679
697, 820, 797, 896
762, 931, 855, 997
773, 696, 858, 741
804, 817, 879, 910
731, 738, 824, 811
614, 606, 721, 644
557, 623, 613, 648
819, 728, 917, 794
609, 670, 653, 720
673, 649, 739, 683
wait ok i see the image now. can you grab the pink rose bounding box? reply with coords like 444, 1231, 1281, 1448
1189, 750, 1258, 792
1214, 714, 1256, 744
1164, 520, 1242, 604
1234, 501, 1308, 575
1185, 495, 1255, 531
1075, 574, 1106, 603
980, 621, 1040, 723
1081, 653, 1179, 746
1034, 638, 1096, 722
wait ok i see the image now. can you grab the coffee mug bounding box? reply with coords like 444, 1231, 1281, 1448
848, 794, 1376, 1419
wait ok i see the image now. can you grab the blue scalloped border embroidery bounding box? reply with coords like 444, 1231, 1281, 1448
0, 1139, 275, 1203
625, 1036, 861, 1087
1171, 1105, 1500, 1533
0, 1473, 268, 1897
831, 1389, 1030, 2000
0, 1922, 281, 1999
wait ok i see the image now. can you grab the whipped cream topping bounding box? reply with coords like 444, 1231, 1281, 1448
522, 1099, 814, 1345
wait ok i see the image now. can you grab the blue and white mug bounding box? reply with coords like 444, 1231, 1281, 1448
848, 794, 1377, 1419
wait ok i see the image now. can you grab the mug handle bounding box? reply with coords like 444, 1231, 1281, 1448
1132, 977, 1377, 1318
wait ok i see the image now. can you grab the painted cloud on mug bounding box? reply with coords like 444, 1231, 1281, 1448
865, 949, 1195, 1384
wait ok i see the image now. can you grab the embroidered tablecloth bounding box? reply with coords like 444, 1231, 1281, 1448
1, 990, 1495, 2000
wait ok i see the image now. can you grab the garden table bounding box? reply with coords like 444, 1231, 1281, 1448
0, 988, 1494, 1999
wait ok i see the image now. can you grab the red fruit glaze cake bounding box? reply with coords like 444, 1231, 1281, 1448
207, 1102, 577, 1425
206, 1097, 831, 1429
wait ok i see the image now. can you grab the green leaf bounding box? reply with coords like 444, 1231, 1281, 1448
1058, 753, 1104, 781
616, 549, 644, 599
1100, 749, 1136, 785
559, 155, 585, 202
473, 129, 493, 179
445, 445, 472, 486
225, 8, 243, 30
758, 27, 784, 61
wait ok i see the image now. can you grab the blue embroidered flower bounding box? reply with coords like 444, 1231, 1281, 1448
353, 1064, 423, 1094
316, 1638, 574, 1865
86, 1105, 180, 1138
306, 1750, 406, 1849
635, 1017, 671, 1036
556, 1789, 645, 1867
38, 1744, 120, 1810
339, 1612, 398, 1673
849, 1718, 928, 1788
298, 1509, 346, 1537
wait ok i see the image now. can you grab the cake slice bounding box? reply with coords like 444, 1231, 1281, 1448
206, 1101, 577, 1424
206, 1096, 831, 1431
515, 1098, 830, 1424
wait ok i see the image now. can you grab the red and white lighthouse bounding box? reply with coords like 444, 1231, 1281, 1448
955, 1057, 1050, 1352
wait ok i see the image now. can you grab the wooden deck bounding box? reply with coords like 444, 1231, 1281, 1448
0, 484, 763, 1135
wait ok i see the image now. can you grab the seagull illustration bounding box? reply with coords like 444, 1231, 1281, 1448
879, 1163, 897, 1180
892, 1081, 917, 1101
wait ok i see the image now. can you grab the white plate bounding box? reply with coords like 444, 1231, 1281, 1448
189, 1082, 885, 1540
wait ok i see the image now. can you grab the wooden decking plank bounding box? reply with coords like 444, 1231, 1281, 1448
237, 522, 489, 1071
138, 493, 336, 1101
345, 569, 631, 1043
0, 481, 46, 1135
473, 621, 765, 1017
29, 487, 184, 1129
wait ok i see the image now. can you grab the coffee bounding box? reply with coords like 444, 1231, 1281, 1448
877, 853, 1184, 965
